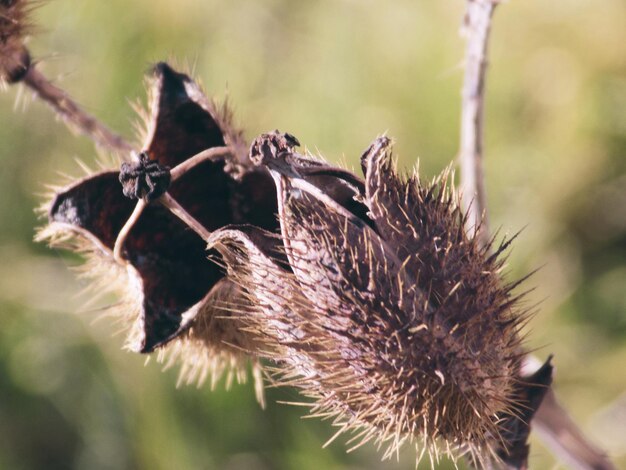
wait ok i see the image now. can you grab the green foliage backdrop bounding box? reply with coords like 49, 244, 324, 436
0, 0, 625, 468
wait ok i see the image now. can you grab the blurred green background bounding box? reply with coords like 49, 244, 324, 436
1, 0, 625, 468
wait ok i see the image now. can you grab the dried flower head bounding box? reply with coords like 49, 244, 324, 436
0, 0, 33, 83
37, 63, 277, 399
209, 131, 551, 467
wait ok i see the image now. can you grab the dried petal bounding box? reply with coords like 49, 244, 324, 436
142, 62, 246, 169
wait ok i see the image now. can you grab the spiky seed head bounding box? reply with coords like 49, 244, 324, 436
209, 132, 551, 468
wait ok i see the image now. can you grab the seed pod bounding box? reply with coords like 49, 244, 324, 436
209, 132, 552, 467
0, 0, 32, 83
37, 63, 277, 400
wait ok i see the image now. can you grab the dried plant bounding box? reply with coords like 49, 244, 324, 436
0, 0, 32, 83
37, 62, 277, 401
207, 131, 552, 468
1, 0, 132, 151
1, 0, 617, 469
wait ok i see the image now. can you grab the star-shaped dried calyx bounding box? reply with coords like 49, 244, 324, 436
38, 63, 277, 397
209, 131, 552, 468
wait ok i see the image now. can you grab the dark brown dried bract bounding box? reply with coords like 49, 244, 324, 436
39, 63, 277, 358
495, 357, 553, 468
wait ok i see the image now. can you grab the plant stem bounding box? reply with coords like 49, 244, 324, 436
160, 192, 211, 240
534, 390, 616, 470
170, 146, 232, 181
459, 0, 496, 249
458, 1, 616, 469
22, 65, 134, 154
113, 199, 147, 264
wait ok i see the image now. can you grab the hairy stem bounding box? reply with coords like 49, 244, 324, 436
22, 66, 134, 154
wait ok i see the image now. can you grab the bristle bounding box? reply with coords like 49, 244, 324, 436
34, 55, 546, 464
36, 63, 274, 406
207, 133, 541, 467
38, 216, 266, 404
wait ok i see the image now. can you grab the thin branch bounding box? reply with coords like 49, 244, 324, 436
22, 65, 134, 154
159, 192, 211, 241
113, 199, 147, 264
534, 390, 616, 470
112, 146, 224, 262
459, 0, 496, 249
113, 193, 212, 264
170, 146, 232, 181
458, 1, 616, 469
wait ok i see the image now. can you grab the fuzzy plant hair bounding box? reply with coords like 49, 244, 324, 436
27, 61, 553, 467
208, 132, 552, 468
4, 1, 553, 465
37, 62, 278, 403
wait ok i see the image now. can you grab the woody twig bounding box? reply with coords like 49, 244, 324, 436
458, 1, 615, 469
